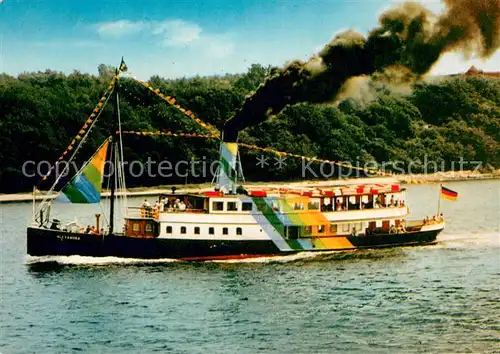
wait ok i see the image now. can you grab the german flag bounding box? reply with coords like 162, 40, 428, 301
441, 186, 458, 201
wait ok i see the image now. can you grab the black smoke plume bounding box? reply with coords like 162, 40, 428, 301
223, 0, 500, 142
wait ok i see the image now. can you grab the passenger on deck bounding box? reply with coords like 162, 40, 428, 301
336, 200, 342, 211
390, 225, 397, 234
50, 220, 60, 230
179, 201, 186, 211
154, 201, 162, 216
85, 225, 91, 233
390, 196, 395, 207
141, 200, 150, 217
399, 220, 407, 233
351, 227, 357, 236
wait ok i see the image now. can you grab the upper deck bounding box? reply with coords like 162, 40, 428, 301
127, 182, 408, 223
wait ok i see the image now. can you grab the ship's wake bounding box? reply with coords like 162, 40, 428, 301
25, 249, 395, 267
25, 232, 499, 267
433, 232, 500, 249
26, 255, 181, 266
210, 251, 342, 264
25, 252, 337, 266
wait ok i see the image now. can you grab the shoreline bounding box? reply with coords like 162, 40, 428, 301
399, 170, 500, 184
1, 171, 498, 204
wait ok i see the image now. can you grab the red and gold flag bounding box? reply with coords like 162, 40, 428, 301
441, 186, 458, 201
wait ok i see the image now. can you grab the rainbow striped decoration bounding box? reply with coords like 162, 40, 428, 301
56, 140, 110, 203
250, 196, 355, 251
217, 142, 238, 193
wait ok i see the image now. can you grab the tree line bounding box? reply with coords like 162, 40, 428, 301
0, 64, 499, 193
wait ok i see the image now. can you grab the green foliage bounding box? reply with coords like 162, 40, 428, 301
0, 66, 498, 193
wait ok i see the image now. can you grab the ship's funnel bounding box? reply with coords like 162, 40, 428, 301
216, 141, 239, 194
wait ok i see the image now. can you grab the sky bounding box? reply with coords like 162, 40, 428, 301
0, 0, 498, 79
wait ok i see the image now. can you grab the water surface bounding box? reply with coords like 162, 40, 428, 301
1, 180, 499, 353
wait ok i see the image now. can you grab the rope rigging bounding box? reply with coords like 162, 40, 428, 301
40, 58, 394, 200
118, 131, 393, 177
123, 71, 221, 139
117, 68, 393, 177
40, 74, 118, 185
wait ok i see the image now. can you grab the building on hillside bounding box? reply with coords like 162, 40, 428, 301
464, 66, 500, 78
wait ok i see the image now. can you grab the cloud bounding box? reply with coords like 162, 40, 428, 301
30, 40, 106, 48
202, 35, 235, 58
390, 0, 445, 14
97, 20, 145, 38
150, 20, 234, 57
430, 51, 500, 75
152, 20, 202, 47
94, 18, 234, 58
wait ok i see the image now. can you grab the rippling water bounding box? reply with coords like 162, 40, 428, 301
1, 180, 499, 353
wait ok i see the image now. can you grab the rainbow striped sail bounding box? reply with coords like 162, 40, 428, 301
57, 139, 109, 203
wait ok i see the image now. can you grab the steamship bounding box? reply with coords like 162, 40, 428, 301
27, 62, 445, 261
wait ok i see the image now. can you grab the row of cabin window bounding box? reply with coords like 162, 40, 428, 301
212, 201, 253, 212
296, 223, 364, 233
211, 200, 324, 213
166, 226, 243, 235
293, 202, 320, 211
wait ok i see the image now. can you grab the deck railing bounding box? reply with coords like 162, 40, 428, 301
127, 206, 206, 219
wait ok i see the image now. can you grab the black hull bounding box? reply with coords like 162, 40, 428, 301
348, 229, 440, 248
27, 228, 282, 260
27, 227, 442, 260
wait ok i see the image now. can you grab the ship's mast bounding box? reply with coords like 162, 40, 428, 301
108, 69, 119, 235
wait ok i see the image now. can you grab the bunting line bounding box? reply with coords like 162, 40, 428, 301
118, 130, 216, 139
41, 73, 121, 183
123, 71, 221, 139
120, 129, 392, 177
237, 143, 392, 176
